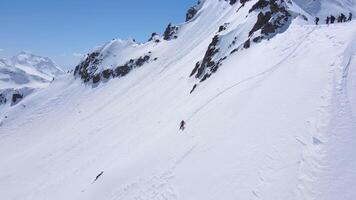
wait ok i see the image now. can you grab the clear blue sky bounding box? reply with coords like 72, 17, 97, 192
0, 0, 196, 69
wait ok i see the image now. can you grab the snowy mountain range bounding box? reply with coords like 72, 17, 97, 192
0, 52, 63, 107
1, 0, 356, 200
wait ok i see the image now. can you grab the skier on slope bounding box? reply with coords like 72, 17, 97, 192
348, 13, 353, 21
330, 15, 336, 24
315, 17, 320, 25
340, 13, 347, 22
180, 120, 186, 131
326, 16, 330, 25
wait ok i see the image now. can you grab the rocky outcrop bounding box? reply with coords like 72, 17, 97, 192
190, 35, 227, 82
244, 0, 294, 48
148, 33, 161, 43
74, 52, 102, 83
190, 0, 297, 84
163, 23, 179, 40
0, 88, 35, 106
74, 52, 154, 85
186, 6, 199, 22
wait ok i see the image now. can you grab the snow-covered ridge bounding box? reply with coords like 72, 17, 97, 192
74, 0, 353, 86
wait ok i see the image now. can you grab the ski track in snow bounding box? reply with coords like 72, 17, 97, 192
297, 28, 356, 200
109, 145, 196, 200
187, 27, 317, 121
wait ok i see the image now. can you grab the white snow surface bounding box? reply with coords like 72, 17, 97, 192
0, 0, 356, 200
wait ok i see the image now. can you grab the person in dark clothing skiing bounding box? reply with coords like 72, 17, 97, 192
330, 15, 336, 24
326, 16, 330, 25
341, 13, 346, 22
348, 13, 353, 21
180, 120, 186, 131
315, 17, 320, 25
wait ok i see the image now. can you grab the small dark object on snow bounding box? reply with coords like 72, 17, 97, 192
180, 120, 186, 131
348, 13, 353, 21
190, 84, 197, 94
315, 17, 319, 25
326, 16, 330, 24
94, 171, 104, 182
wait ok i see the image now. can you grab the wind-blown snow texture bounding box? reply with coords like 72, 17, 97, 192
1, 0, 356, 200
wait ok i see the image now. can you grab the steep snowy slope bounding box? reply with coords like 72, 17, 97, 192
0, 0, 355, 200
0, 52, 63, 108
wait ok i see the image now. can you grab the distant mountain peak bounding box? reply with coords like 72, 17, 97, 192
0, 52, 64, 106
11, 51, 64, 79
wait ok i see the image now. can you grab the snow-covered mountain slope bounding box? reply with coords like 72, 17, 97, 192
0, 52, 63, 108
0, 0, 356, 200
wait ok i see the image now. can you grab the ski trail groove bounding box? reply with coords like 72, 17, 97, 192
187, 27, 317, 121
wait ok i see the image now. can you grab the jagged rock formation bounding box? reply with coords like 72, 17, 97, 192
148, 32, 161, 43
190, 0, 300, 83
74, 51, 153, 84
163, 23, 179, 40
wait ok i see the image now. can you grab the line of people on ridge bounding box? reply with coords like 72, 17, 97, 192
315, 13, 353, 25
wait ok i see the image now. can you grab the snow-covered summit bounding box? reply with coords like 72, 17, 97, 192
0, 52, 63, 107
12, 51, 64, 81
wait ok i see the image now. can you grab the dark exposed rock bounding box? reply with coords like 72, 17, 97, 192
190, 84, 197, 94
74, 50, 153, 85
192, 35, 220, 79
135, 55, 150, 66
240, 0, 251, 5
190, 62, 201, 77
113, 54, 151, 78
74, 52, 102, 83
186, 0, 204, 22
230, 0, 237, 5
186, 6, 198, 22
0, 88, 35, 107
114, 65, 130, 77
249, 11, 272, 36
101, 69, 114, 79
218, 23, 229, 32
92, 74, 101, 84
249, 0, 269, 12
244, 0, 293, 49
148, 32, 160, 43
190, 35, 229, 82
12, 93, 23, 105
0, 94, 6, 105
243, 39, 251, 48
190, 0, 296, 86
163, 23, 179, 40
